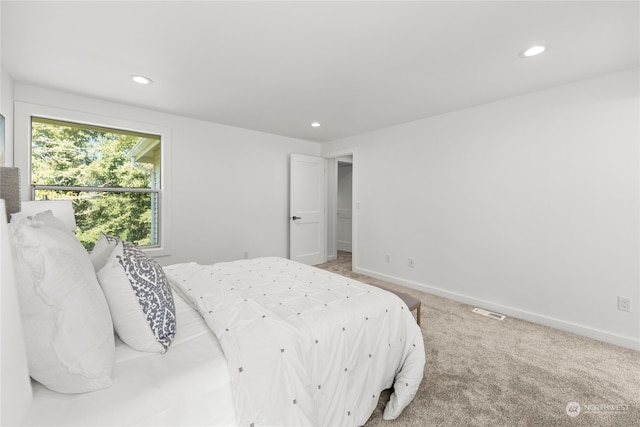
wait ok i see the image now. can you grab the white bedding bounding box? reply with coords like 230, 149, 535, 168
164, 257, 425, 427
24, 294, 238, 426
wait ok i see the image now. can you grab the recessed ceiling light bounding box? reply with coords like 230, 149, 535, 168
311, 122, 321, 128
131, 75, 153, 85
519, 45, 548, 58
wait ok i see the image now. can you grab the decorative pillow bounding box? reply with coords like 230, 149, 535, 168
8, 211, 115, 393
96, 235, 176, 353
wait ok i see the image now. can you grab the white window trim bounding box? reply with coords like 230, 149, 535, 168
14, 101, 172, 258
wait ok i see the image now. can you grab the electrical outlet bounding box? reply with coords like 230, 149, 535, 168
408, 257, 415, 268
618, 296, 631, 312
244, 251, 249, 259
385, 254, 391, 263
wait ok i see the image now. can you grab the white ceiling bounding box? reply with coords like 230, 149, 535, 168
2, 1, 638, 143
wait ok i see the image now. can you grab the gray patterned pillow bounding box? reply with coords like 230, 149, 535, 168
96, 235, 176, 353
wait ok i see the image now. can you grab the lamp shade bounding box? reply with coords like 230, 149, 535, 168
21, 200, 77, 232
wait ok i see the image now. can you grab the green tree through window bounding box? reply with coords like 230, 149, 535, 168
31, 118, 161, 249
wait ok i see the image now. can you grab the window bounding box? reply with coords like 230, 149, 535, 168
30, 117, 162, 250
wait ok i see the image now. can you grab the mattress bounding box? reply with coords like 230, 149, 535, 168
24, 294, 238, 426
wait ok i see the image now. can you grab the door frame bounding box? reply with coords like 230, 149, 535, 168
324, 148, 357, 265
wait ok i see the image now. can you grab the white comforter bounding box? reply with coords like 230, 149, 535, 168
164, 257, 425, 427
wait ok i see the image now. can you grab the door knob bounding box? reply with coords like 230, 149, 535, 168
291, 216, 302, 220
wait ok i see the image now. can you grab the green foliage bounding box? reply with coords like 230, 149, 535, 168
32, 120, 157, 250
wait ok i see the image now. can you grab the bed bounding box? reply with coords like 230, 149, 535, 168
24, 294, 238, 426
0, 196, 425, 427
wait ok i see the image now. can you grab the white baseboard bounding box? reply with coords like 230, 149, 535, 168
337, 241, 352, 252
353, 266, 640, 351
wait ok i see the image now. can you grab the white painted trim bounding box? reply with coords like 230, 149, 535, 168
337, 240, 352, 252
353, 266, 640, 351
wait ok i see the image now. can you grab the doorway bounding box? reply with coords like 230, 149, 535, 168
336, 158, 353, 254
326, 152, 355, 263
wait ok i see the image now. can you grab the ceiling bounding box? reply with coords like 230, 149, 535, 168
2, 1, 638, 143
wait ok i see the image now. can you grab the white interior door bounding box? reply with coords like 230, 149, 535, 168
289, 154, 326, 265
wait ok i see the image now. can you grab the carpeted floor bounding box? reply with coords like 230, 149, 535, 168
316, 252, 640, 427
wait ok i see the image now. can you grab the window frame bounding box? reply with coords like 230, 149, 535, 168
15, 102, 172, 257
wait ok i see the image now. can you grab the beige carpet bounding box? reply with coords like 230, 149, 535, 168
316, 252, 640, 427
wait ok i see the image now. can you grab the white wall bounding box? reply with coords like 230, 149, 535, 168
13, 84, 321, 265
9, 70, 639, 349
1, 0, 14, 160
337, 164, 352, 210
1, 67, 14, 165
326, 159, 337, 260
337, 163, 352, 252
322, 68, 640, 350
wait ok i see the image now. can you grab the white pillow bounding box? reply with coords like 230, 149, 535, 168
90, 233, 117, 272
96, 236, 176, 353
8, 211, 115, 393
